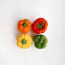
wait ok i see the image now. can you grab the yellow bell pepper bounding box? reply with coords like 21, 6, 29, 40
17, 34, 32, 48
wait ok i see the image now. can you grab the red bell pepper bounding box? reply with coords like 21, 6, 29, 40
32, 18, 48, 34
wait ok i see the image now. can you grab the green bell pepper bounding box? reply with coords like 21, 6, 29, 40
34, 35, 48, 49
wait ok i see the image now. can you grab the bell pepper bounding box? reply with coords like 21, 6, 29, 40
18, 19, 31, 33
17, 34, 32, 48
32, 18, 48, 34
34, 35, 48, 49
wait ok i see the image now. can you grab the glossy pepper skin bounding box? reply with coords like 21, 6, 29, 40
18, 19, 31, 33
32, 18, 48, 34
34, 35, 48, 49
17, 34, 32, 49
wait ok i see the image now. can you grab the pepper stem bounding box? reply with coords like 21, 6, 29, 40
21, 39, 27, 44
38, 22, 45, 29
22, 19, 28, 27
40, 40, 43, 44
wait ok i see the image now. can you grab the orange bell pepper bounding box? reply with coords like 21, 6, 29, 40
18, 19, 31, 33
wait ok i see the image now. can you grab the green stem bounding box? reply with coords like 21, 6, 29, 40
25, 19, 28, 23
22, 19, 28, 27
38, 22, 45, 29
21, 39, 27, 44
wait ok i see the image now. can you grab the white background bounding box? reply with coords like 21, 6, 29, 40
0, 0, 65, 65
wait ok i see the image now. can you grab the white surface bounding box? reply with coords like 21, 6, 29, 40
0, 0, 65, 65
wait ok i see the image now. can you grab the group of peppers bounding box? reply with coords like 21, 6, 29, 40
17, 18, 48, 49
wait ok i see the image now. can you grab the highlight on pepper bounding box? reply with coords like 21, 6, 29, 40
18, 19, 31, 33
17, 34, 32, 48
32, 18, 48, 34
34, 35, 48, 49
